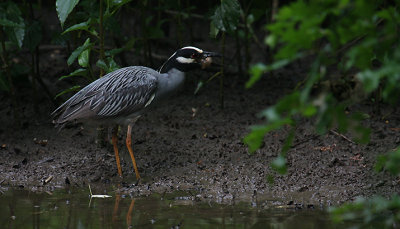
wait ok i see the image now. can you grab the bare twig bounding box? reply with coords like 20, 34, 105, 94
329, 130, 355, 144
235, 29, 243, 76
164, 10, 204, 20
88, 184, 111, 207
271, 0, 279, 22
220, 32, 225, 109
88, 185, 111, 198
99, 0, 105, 77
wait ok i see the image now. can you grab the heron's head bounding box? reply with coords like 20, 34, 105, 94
159, 46, 221, 73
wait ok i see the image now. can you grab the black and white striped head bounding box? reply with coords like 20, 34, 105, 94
159, 46, 220, 73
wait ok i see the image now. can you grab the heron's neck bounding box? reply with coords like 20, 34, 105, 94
155, 68, 185, 97
165, 68, 185, 86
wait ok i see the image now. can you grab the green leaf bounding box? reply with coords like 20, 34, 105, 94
7, 23, 24, 48
260, 107, 280, 122
105, 47, 125, 57
106, 58, 119, 72
96, 59, 108, 71
211, 0, 242, 35
67, 38, 92, 66
375, 154, 387, 173
281, 129, 295, 156
55, 85, 81, 98
106, 0, 132, 16
62, 20, 90, 34
301, 104, 317, 117
209, 21, 219, 38
194, 81, 204, 95
246, 56, 299, 88
107, 0, 132, 9
244, 117, 293, 153
96, 57, 120, 74
329, 194, 400, 227
269, 129, 294, 175
271, 155, 287, 174
78, 48, 90, 67
2, 2, 25, 48
246, 63, 267, 88
265, 34, 276, 48
246, 14, 254, 25
352, 124, 371, 144
0, 18, 23, 27
56, 0, 80, 28
59, 68, 87, 80
243, 125, 268, 153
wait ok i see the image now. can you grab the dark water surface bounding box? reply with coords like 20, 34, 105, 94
0, 188, 356, 228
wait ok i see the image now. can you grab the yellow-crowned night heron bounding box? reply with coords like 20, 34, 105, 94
52, 46, 220, 180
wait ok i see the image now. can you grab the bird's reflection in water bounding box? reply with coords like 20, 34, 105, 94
111, 186, 136, 228
126, 198, 135, 227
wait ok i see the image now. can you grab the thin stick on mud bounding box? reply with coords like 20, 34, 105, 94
329, 130, 355, 144
88, 184, 112, 198
43, 175, 54, 185
88, 184, 112, 207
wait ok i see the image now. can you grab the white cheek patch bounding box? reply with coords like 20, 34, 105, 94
176, 56, 195, 64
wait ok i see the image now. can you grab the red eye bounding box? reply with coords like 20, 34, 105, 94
191, 53, 200, 59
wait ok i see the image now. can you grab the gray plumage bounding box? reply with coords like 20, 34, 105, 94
53, 66, 163, 125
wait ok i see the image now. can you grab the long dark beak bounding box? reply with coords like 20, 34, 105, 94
202, 51, 221, 58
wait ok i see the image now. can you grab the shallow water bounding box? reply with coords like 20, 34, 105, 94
0, 188, 356, 228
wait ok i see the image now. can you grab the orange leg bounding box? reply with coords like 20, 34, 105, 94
126, 124, 141, 180
112, 126, 123, 177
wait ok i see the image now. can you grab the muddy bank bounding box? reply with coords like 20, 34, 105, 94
0, 49, 399, 206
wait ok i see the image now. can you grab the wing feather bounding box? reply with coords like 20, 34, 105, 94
52, 66, 158, 124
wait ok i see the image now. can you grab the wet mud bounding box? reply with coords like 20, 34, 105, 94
0, 49, 399, 207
